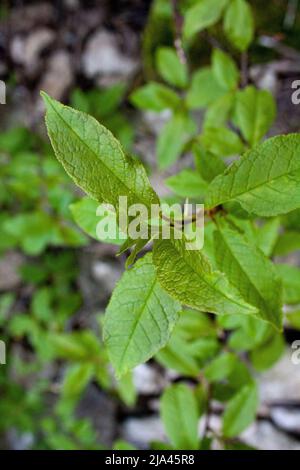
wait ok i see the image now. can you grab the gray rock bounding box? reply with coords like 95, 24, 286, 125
38, 50, 73, 103
270, 406, 300, 435
10, 3, 55, 33
0, 251, 23, 291
132, 364, 167, 395
142, 110, 172, 136
258, 351, 300, 403
92, 260, 122, 297
121, 416, 165, 448
242, 420, 300, 450
78, 248, 122, 310
82, 30, 138, 83
11, 29, 55, 76
77, 384, 117, 447
6, 429, 34, 450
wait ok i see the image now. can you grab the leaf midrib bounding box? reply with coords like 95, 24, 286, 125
118, 271, 158, 372
217, 229, 275, 322
160, 238, 253, 311
45, 96, 154, 207
207, 141, 300, 207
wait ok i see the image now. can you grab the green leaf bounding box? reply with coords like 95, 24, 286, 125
156, 47, 188, 88
203, 93, 234, 130
193, 143, 226, 182
0, 293, 14, 326
206, 134, 300, 216
184, 0, 229, 39
116, 372, 137, 407
187, 338, 220, 363
273, 230, 300, 256
70, 197, 126, 245
70, 88, 90, 113
62, 363, 94, 399
90, 83, 127, 118
204, 352, 237, 382
42, 92, 159, 212
161, 383, 200, 450
212, 49, 239, 91
70, 197, 99, 239
254, 218, 280, 257
156, 334, 200, 377
282, 208, 300, 230
31, 287, 53, 322
153, 232, 258, 317
222, 382, 258, 437
3, 211, 57, 255
130, 82, 180, 112
177, 310, 217, 339
250, 333, 285, 371
157, 113, 196, 169
214, 219, 282, 330
232, 216, 280, 257
200, 126, 244, 157
186, 67, 227, 109
49, 331, 100, 361
165, 169, 208, 198
113, 440, 137, 451
276, 263, 300, 305
103, 254, 181, 376
233, 86, 276, 146
0, 127, 34, 154
224, 0, 254, 51
287, 311, 300, 330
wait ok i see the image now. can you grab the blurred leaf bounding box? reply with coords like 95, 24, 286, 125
165, 169, 208, 198
204, 352, 237, 382
287, 311, 300, 330
161, 383, 200, 449
222, 382, 258, 437
212, 49, 239, 91
32, 288, 53, 322
130, 82, 180, 111
250, 333, 285, 371
156, 333, 200, 376
224, 0, 254, 51
62, 363, 94, 399
70, 89, 90, 113
157, 113, 196, 169
273, 231, 300, 256
233, 86, 276, 146
186, 67, 226, 109
49, 331, 101, 361
156, 47, 188, 88
90, 83, 127, 118
203, 93, 234, 130
116, 372, 137, 407
201, 126, 244, 157
176, 310, 217, 339
184, 0, 228, 39
113, 440, 137, 450
193, 143, 226, 182
276, 264, 300, 305
0, 127, 34, 154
